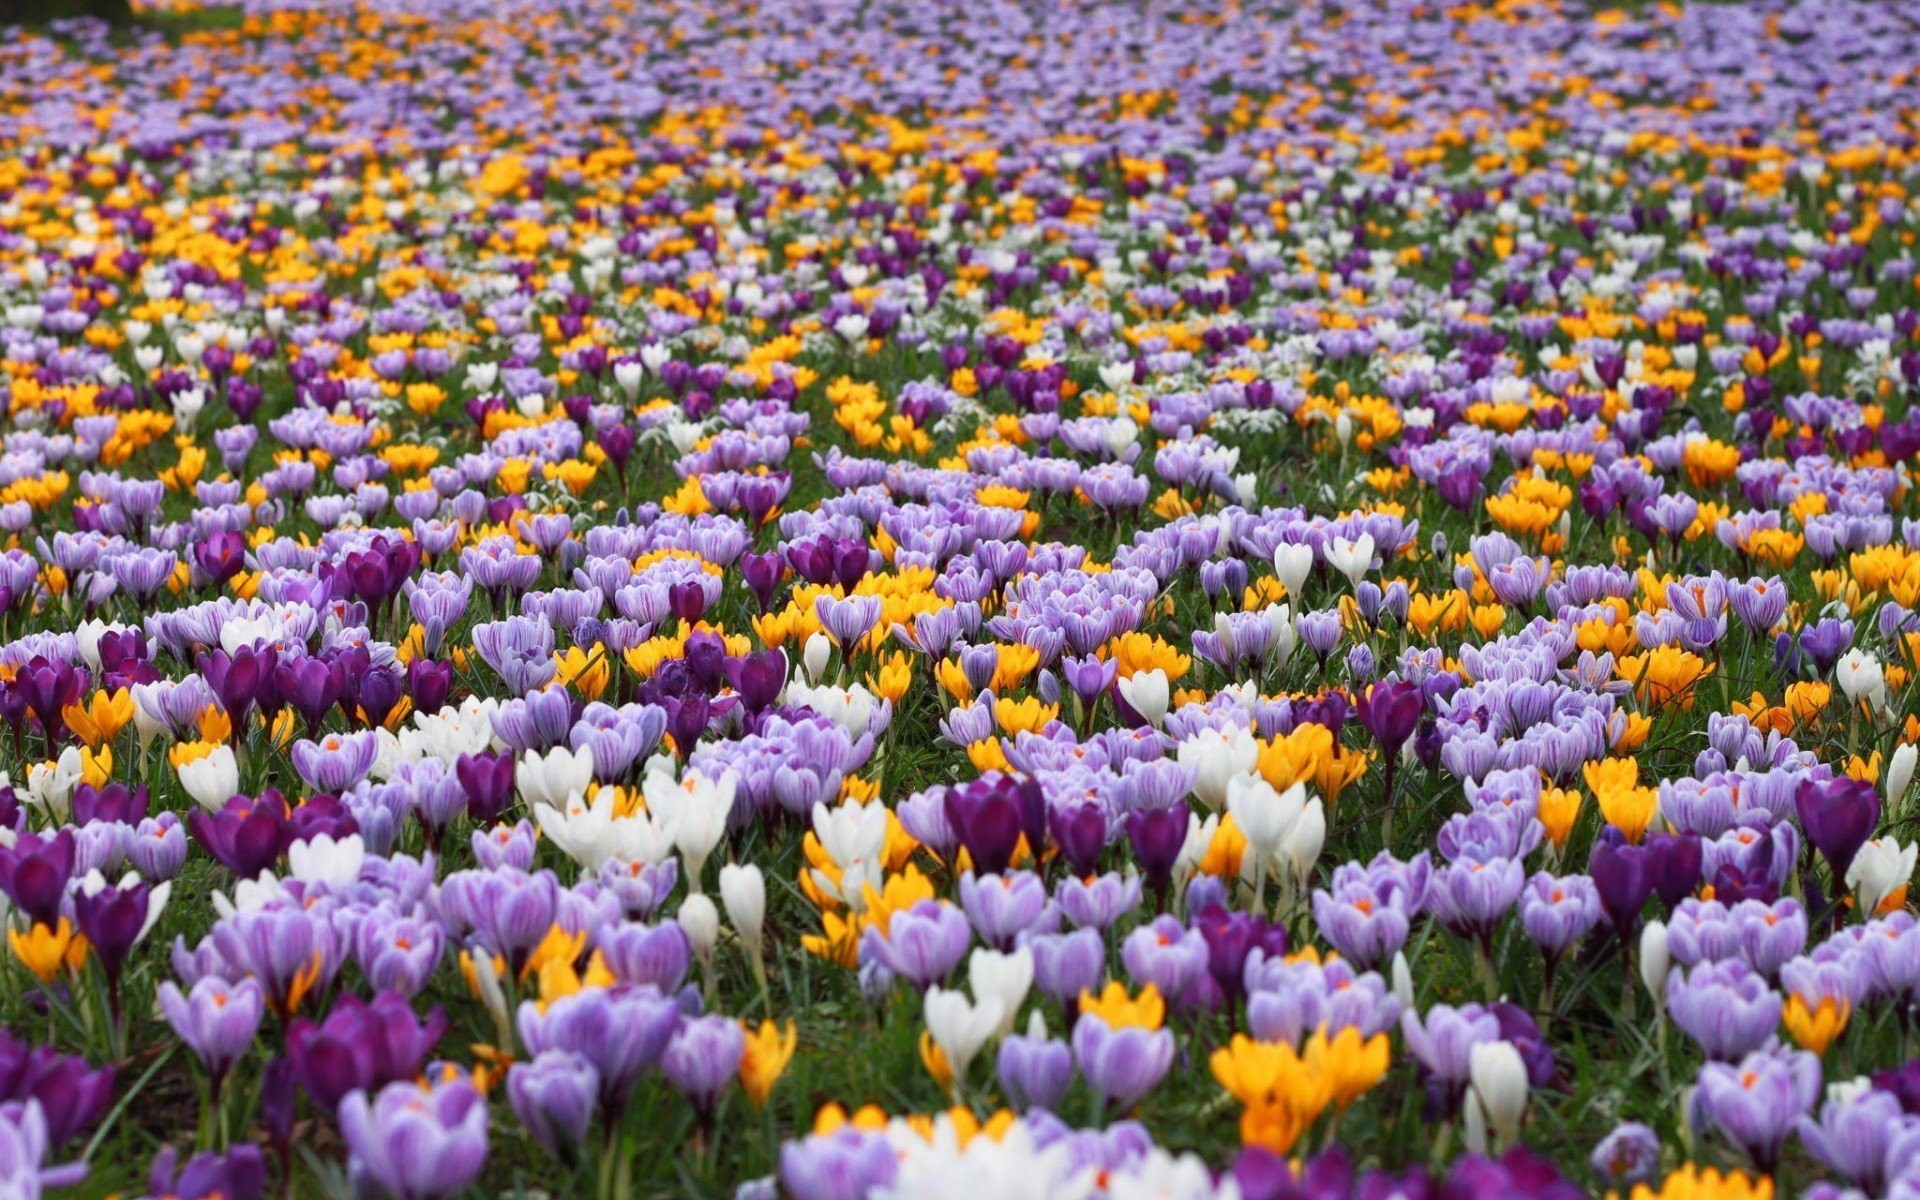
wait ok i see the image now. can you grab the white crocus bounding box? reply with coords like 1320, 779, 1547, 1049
287, 833, 366, 889
800, 632, 833, 684
812, 799, 888, 871
1887, 742, 1917, 810
1115, 668, 1170, 727
1225, 774, 1305, 911
1835, 649, 1888, 712
24, 746, 84, 824
678, 893, 720, 966
967, 947, 1033, 1040
1176, 725, 1258, 811
1325, 533, 1376, 590
1468, 1041, 1530, 1148
533, 787, 624, 872
515, 745, 596, 810
720, 862, 767, 969
1278, 796, 1327, 895
1273, 542, 1314, 598
645, 768, 737, 892
1640, 919, 1671, 1013
923, 987, 1003, 1093
176, 744, 240, 812
1847, 837, 1918, 918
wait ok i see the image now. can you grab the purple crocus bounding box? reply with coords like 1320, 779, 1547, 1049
1795, 775, 1880, 886
515, 985, 682, 1117
290, 731, 382, 793
339, 1074, 489, 1200
1071, 1013, 1173, 1114
958, 871, 1050, 951
159, 976, 265, 1094
1519, 872, 1602, 961
998, 1028, 1073, 1112
1693, 1046, 1822, 1171
1798, 1088, 1905, 1192
507, 1050, 600, 1159
1399, 1002, 1500, 1114
861, 900, 972, 990
286, 991, 449, 1115
661, 1015, 745, 1118
1666, 960, 1782, 1061
779, 1127, 897, 1200
140, 1143, 266, 1200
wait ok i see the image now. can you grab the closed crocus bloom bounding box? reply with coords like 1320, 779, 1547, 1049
678, 894, 721, 965
1279, 798, 1327, 890
1846, 837, 1916, 917
1640, 920, 1671, 1011
968, 947, 1033, 1039
507, 1050, 600, 1160
1890, 743, 1918, 811
1400, 1002, 1500, 1111
800, 632, 832, 684
1273, 543, 1314, 598
1469, 1040, 1529, 1146
1796, 775, 1881, 884
662, 1015, 746, 1118
998, 1012, 1072, 1113
339, 1074, 489, 1200
720, 862, 767, 963
738, 1020, 797, 1109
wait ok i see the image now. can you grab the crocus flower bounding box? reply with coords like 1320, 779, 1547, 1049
1796, 775, 1880, 885
507, 1051, 600, 1160
286, 991, 449, 1115
515, 985, 681, 1116
159, 976, 265, 1089
1692, 1045, 1822, 1171
339, 1074, 488, 1200
662, 1015, 746, 1119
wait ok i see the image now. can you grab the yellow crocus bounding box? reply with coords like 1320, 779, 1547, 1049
739, 1020, 799, 1107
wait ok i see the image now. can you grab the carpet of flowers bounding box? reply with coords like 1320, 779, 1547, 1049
2, 0, 1920, 1197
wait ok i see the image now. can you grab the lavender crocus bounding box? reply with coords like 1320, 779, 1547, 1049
339, 1074, 489, 1200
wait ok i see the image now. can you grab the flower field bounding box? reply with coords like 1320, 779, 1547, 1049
3, 0, 1920, 1195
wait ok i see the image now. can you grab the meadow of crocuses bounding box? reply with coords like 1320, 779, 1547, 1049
2, 0, 1920, 1195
